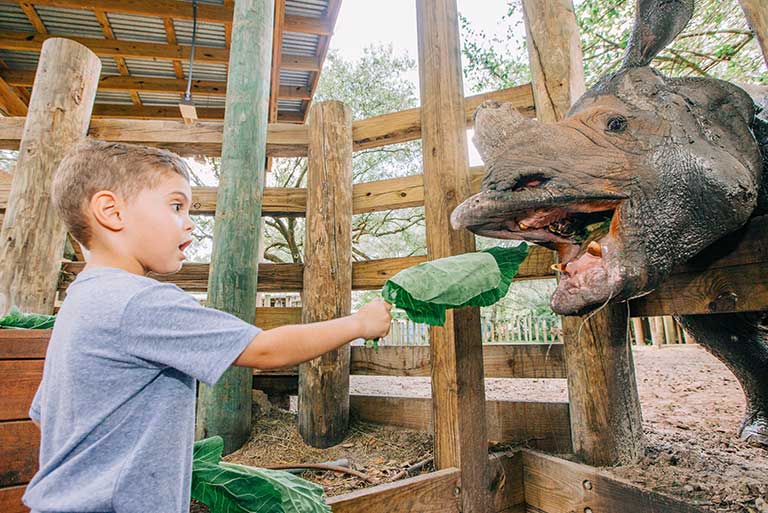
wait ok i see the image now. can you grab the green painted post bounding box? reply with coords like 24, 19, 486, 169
195, 0, 274, 455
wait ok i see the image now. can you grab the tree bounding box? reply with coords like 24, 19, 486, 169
461, 0, 765, 93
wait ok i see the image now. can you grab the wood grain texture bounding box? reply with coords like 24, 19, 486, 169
0, 0, 232, 23
350, 395, 572, 453
739, 0, 768, 68
195, 0, 273, 455
0, 485, 27, 513
417, 1, 489, 510
327, 468, 461, 513
0, 330, 50, 359
0, 361, 42, 421
298, 101, 353, 448
488, 451, 525, 513
522, 450, 707, 513
0, 38, 100, 315
0, 421, 39, 487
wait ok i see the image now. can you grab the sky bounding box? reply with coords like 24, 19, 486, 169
325, 1, 520, 165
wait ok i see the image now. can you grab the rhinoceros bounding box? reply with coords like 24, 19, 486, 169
451, 0, 768, 447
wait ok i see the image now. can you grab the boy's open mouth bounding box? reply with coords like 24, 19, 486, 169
179, 240, 192, 252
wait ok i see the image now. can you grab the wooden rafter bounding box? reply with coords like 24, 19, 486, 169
268, 0, 285, 123
93, 9, 142, 106
19, 3, 47, 33
162, 17, 186, 82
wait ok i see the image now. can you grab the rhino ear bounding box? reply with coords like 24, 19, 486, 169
622, 0, 694, 68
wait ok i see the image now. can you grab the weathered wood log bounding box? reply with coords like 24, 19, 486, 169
298, 100, 353, 448
0, 38, 99, 316
195, 0, 273, 455
739, 0, 768, 68
417, 1, 488, 510
522, 0, 643, 466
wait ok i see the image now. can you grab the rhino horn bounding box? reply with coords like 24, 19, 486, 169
622, 0, 694, 68
472, 101, 533, 162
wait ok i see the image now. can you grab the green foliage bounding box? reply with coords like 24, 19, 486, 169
192, 436, 330, 513
461, 0, 765, 92
381, 244, 529, 326
0, 307, 55, 329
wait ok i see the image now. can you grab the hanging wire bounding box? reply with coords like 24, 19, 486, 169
184, 0, 198, 103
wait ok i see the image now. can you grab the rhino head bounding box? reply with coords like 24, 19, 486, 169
451, 0, 767, 316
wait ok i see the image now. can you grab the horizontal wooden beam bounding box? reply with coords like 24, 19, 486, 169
522, 450, 707, 513
91, 104, 227, 122
0, 0, 232, 23
327, 468, 461, 513
350, 395, 572, 453
278, 85, 311, 100
0, 360, 43, 421
283, 14, 333, 36
629, 215, 768, 317
0, 117, 308, 158
0, 31, 229, 65
0, 485, 26, 513
0, 420, 39, 487
352, 84, 536, 151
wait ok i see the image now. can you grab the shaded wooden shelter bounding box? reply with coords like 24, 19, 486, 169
0, 1, 767, 512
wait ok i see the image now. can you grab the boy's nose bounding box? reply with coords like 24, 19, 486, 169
185, 215, 196, 232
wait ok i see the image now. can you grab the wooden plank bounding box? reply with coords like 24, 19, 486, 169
0, 330, 50, 359
352, 84, 535, 152
0, 38, 100, 315
630, 216, 768, 317
0, 117, 308, 158
0, 0, 232, 23
417, 2, 489, 510
351, 256, 428, 290
190, 186, 307, 216
350, 344, 566, 379
327, 468, 460, 513
254, 307, 301, 331
91, 104, 226, 121
0, 31, 229, 65
350, 395, 571, 453
283, 14, 332, 36
488, 451, 525, 513
0, 361, 42, 422
268, 0, 285, 123
0, 420, 39, 487
0, 485, 27, 513
298, 101, 353, 447
0, 74, 27, 117
522, 450, 707, 513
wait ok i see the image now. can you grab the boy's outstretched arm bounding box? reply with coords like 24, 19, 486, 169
234, 298, 392, 370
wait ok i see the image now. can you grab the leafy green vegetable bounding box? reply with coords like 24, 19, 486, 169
192, 436, 331, 513
0, 307, 55, 329
380, 244, 529, 327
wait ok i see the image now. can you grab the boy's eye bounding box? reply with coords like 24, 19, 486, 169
172, 203, 183, 212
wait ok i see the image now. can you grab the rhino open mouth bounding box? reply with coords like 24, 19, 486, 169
451, 196, 624, 314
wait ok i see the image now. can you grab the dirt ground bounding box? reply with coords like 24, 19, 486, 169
193, 345, 768, 513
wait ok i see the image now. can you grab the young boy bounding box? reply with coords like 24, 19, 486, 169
23, 139, 392, 513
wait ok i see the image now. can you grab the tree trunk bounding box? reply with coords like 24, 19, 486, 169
298, 100, 353, 448
739, 0, 768, 68
195, 0, 273, 455
0, 38, 100, 316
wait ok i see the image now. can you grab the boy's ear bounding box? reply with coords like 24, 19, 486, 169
90, 190, 125, 232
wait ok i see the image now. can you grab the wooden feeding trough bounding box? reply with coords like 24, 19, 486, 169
0, 0, 767, 512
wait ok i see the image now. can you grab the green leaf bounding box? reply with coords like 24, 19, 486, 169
191, 437, 331, 513
0, 307, 56, 329
381, 244, 529, 326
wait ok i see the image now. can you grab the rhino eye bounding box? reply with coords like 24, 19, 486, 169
606, 115, 627, 133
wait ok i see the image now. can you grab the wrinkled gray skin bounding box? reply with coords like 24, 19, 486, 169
451, 0, 768, 446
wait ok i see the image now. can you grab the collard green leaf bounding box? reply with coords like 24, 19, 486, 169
381, 244, 529, 326
191, 437, 330, 513
0, 307, 56, 329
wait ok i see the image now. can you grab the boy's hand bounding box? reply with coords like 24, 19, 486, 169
354, 298, 392, 340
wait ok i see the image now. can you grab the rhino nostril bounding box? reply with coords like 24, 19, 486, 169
510, 173, 551, 192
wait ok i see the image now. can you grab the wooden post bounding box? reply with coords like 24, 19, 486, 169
0, 38, 100, 316
522, 0, 643, 466
298, 100, 353, 448
650, 317, 665, 348
663, 316, 677, 345
631, 318, 645, 345
195, 0, 273, 455
417, 2, 488, 511
739, 0, 768, 68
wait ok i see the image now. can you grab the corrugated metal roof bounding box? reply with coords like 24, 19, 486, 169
285, 0, 328, 18
35, 6, 105, 39
0, 4, 34, 32
282, 32, 320, 57
280, 69, 311, 88
174, 19, 227, 48
0, 0, 338, 123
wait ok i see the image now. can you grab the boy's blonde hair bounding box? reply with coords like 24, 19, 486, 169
51, 139, 191, 249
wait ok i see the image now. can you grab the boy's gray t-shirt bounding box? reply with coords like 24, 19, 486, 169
23, 267, 260, 513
